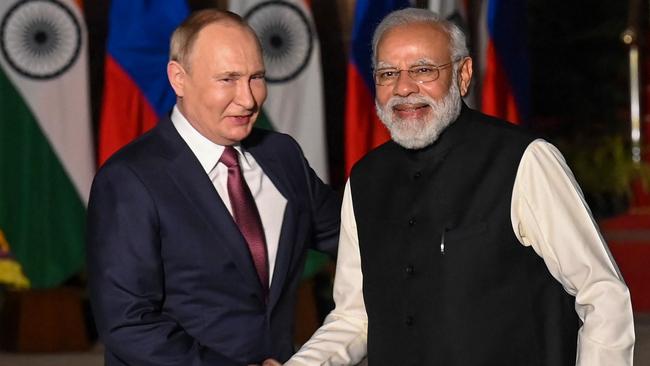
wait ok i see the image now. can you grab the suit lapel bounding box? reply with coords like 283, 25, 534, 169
246, 135, 300, 309
158, 118, 266, 301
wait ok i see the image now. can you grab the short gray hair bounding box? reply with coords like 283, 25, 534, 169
371, 8, 469, 68
170, 9, 256, 71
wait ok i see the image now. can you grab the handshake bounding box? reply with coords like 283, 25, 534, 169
249, 360, 281, 366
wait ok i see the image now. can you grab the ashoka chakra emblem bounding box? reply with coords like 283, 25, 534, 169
245, 1, 313, 83
1, 0, 82, 79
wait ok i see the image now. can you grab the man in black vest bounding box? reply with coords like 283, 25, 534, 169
285, 7, 634, 366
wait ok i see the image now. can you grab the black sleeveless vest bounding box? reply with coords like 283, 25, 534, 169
350, 107, 580, 366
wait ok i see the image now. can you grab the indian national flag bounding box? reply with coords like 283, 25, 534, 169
231, 0, 330, 276
230, 0, 329, 182
0, 0, 94, 288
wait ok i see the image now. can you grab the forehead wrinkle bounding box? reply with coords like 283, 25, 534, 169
213, 69, 265, 79
376, 57, 438, 70
219, 71, 243, 76
194, 22, 262, 61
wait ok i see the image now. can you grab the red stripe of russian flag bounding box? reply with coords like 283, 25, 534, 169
98, 55, 158, 165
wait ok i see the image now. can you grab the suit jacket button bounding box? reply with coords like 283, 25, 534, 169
405, 265, 414, 275
408, 218, 416, 226
405, 316, 414, 326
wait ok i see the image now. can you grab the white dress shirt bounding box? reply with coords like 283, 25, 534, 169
285, 139, 635, 366
171, 106, 287, 285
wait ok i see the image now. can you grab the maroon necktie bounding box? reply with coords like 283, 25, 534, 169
220, 146, 269, 295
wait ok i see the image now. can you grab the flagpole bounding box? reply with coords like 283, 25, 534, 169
622, 0, 642, 164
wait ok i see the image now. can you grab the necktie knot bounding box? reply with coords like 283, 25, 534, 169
220, 146, 239, 168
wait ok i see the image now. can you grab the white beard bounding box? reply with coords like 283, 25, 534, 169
375, 81, 462, 149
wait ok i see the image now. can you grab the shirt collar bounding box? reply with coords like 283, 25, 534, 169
170, 105, 252, 174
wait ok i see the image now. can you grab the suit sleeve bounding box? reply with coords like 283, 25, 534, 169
510, 139, 635, 366
294, 140, 341, 257
285, 180, 368, 365
86, 162, 238, 366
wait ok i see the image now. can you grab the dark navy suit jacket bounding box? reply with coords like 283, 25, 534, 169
86, 117, 340, 365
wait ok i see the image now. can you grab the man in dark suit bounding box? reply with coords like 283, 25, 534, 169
86, 9, 339, 365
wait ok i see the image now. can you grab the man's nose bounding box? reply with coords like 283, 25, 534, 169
235, 81, 256, 110
392, 71, 419, 97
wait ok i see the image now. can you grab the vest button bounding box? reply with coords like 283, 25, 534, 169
405, 265, 414, 275
408, 218, 416, 226
414, 171, 422, 179
405, 316, 414, 326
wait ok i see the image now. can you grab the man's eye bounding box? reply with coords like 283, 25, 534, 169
380, 70, 398, 78
412, 66, 434, 74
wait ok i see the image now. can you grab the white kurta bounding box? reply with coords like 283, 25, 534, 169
285, 139, 635, 366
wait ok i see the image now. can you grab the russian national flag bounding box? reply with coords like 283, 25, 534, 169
98, 0, 189, 165
479, 0, 530, 124
344, 0, 412, 176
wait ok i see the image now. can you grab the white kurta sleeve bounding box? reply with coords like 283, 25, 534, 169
285, 180, 368, 366
511, 139, 635, 366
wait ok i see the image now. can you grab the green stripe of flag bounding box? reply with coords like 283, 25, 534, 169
0, 68, 86, 288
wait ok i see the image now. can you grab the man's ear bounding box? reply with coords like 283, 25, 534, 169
458, 57, 473, 97
167, 61, 186, 97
